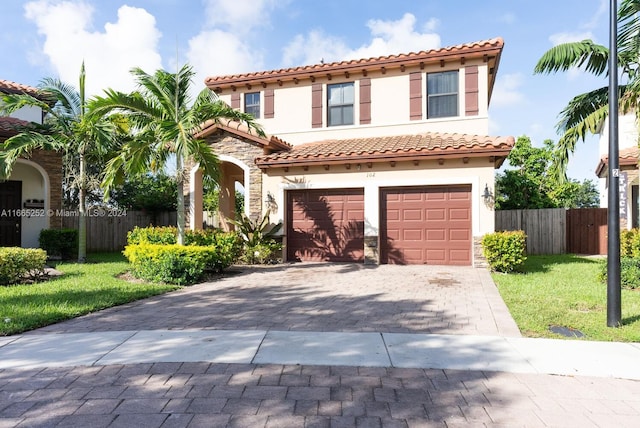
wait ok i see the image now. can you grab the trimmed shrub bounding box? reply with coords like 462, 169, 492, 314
620, 229, 640, 258
481, 230, 527, 273
38, 228, 78, 260
124, 244, 214, 285
127, 226, 177, 245
0, 247, 48, 285
598, 257, 640, 289
241, 241, 283, 265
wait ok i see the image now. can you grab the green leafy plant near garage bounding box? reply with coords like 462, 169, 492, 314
481, 230, 527, 273
230, 210, 283, 264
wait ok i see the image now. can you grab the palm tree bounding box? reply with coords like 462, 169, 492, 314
533, 0, 640, 178
90, 64, 264, 244
0, 63, 122, 261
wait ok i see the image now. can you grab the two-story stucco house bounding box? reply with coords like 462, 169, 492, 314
186, 37, 514, 266
0, 79, 63, 248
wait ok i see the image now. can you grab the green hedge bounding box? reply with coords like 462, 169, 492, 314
481, 230, 527, 273
621, 229, 640, 258
127, 226, 236, 247
123, 231, 241, 285
0, 247, 48, 285
599, 257, 640, 289
39, 228, 78, 260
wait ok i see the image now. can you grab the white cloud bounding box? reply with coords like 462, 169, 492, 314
186, 30, 264, 89
24, 0, 162, 96
203, 0, 286, 34
491, 73, 525, 108
498, 13, 516, 25
549, 31, 595, 46
282, 13, 441, 67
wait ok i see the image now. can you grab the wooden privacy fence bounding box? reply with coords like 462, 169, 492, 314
61, 210, 222, 252
495, 208, 566, 255
495, 208, 608, 255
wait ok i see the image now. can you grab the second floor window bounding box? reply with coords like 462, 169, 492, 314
427, 71, 458, 118
244, 92, 260, 118
327, 82, 354, 126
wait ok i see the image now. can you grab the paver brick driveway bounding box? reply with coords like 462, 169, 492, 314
33, 263, 520, 337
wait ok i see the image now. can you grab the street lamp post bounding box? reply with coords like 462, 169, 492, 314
607, 0, 622, 327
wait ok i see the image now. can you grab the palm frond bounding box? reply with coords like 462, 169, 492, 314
555, 86, 609, 133
534, 40, 609, 76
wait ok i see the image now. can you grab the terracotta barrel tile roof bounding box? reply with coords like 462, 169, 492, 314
596, 146, 639, 176
206, 37, 504, 89
0, 116, 29, 138
255, 132, 515, 168
0, 79, 40, 96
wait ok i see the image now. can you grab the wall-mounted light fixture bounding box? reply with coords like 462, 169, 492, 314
482, 184, 493, 205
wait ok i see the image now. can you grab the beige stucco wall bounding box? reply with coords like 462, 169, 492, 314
261, 157, 496, 263
9, 161, 50, 248
218, 59, 490, 145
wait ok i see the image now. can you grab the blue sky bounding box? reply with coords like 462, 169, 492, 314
2, 0, 612, 182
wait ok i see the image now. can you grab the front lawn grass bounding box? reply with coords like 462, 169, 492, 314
0, 252, 179, 336
492, 254, 640, 342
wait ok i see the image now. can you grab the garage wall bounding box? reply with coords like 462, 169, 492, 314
262, 157, 496, 265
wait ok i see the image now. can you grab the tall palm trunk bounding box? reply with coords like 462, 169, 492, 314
176, 152, 185, 245
78, 149, 87, 262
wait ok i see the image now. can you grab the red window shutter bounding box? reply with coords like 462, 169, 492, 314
409, 72, 422, 120
312, 84, 323, 128
264, 89, 274, 118
359, 78, 371, 125
231, 93, 240, 109
465, 66, 479, 116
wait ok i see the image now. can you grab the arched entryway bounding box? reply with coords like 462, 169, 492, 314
0, 159, 51, 247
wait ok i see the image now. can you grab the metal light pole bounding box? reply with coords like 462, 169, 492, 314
607, 0, 622, 327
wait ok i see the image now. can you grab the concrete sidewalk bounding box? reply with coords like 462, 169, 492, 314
2, 264, 640, 427
1, 329, 640, 380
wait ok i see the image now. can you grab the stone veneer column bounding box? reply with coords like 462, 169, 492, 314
473, 236, 488, 268
184, 134, 266, 228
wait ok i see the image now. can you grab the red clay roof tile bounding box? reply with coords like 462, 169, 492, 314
206, 37, 504, 89
255, 132, 515, 168
0, 116, 29, 138
596, 146, 639, 176
0, 79, 40, 96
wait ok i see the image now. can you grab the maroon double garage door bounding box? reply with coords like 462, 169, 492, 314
286, 185, 472, 265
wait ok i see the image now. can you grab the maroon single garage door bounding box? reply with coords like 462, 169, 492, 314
381, 185, 472, 265
287, 188, 365, 262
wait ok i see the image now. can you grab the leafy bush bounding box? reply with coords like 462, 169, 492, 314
0, 247, 48, 285
127, 226, 177, 245
109, 173, 177, 212
38, 228, 78, 259
231, 210, 283, 264
481, 230, 527, 273
242, 240, 283, 265
124, 244, 213, 285
598, 257, 640, 289
620, 229, 640, 258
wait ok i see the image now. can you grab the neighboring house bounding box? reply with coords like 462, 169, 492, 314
186, 37, 514, 266
0, 79, 63, 248
596, 113, 639, 229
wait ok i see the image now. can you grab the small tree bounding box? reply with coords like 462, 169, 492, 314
90, 64, 264, 245
496, 136, 599, 210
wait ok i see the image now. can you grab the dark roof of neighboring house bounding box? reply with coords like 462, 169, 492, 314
255, 132, 515, 168
206, 37, 504, 98
595, 146, 639, 176
0, 116, 29, 139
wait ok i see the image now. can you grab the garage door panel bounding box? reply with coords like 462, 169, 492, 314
450, 208, 471, 220
287, 189, 364, 263
381, 185, 472, 265
426, 209, 446, 220
403, 209, 423, 221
